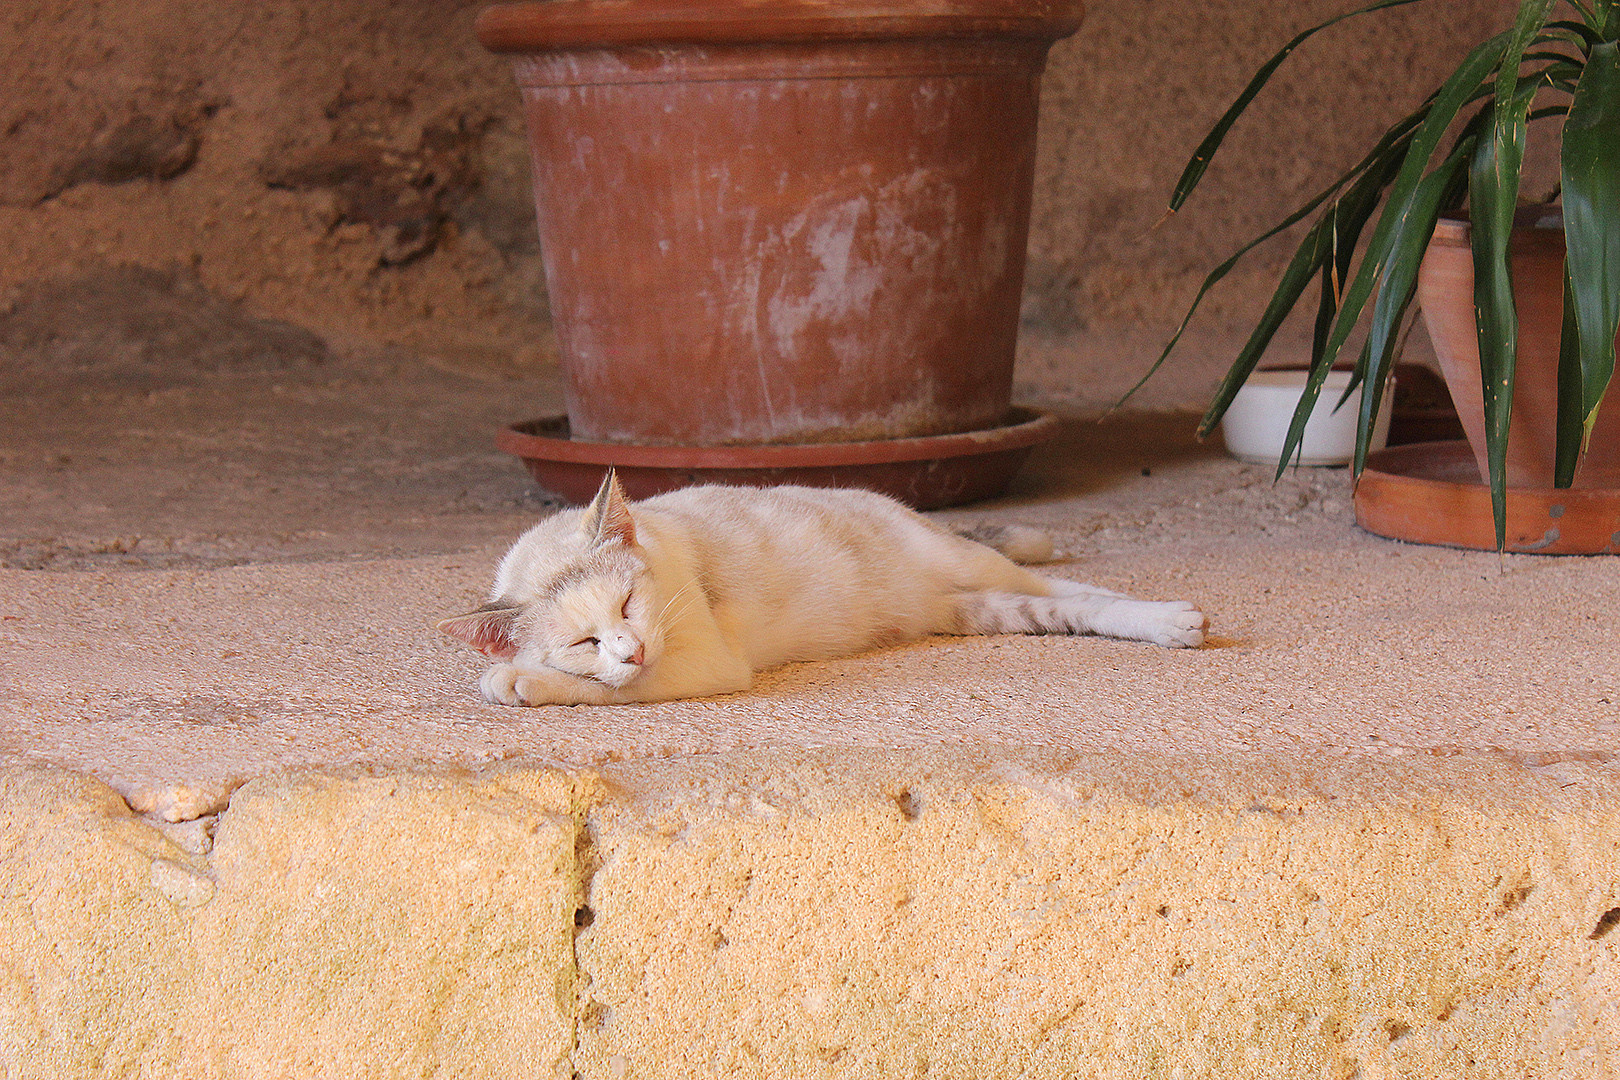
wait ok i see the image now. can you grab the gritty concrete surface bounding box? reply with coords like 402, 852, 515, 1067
4, 301, 1620, 1076
7, 327, 1617, 810
6, 422, 1620, 815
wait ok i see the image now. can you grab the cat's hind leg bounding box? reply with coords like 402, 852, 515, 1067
933, 526, 1206, 646
954, 576, 1207, 648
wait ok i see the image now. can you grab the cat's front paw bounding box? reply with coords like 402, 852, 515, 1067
479, 663, 613, 706
480, 663, 531, 706
1148, 601, 1208, 648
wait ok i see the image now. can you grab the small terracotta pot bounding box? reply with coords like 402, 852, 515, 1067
478, 0, 1083, 455
1416, 212, 1620, 489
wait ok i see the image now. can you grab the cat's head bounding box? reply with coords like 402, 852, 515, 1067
438, 471, 663, 689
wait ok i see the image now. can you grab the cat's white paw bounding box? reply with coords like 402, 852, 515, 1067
479, 663, 528, 706
480, 662, 611, 706
1148, 601, 1208, 648
1088, 597, 1209, 648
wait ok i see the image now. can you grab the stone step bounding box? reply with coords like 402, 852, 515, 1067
4, 748, 1615, 1078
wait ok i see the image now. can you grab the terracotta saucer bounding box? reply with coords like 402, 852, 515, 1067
496, 407, 1059, 508
1354, 440, 1620, 554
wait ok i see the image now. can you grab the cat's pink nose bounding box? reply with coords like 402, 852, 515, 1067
629, 643, 645, 666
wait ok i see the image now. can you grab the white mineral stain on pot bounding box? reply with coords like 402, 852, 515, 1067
978, 216, 1011, 293
765, 195, 884, 359
569, 134, 597, 172
764, 168, 958, 368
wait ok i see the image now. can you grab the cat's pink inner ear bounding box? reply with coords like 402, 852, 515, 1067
436, 607, 521, 660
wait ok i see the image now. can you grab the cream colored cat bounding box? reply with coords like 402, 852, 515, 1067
439, 472, 1207, 706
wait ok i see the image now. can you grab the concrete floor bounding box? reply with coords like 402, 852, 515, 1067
3, 277, 1619, 1076
3, 292, 1615, 815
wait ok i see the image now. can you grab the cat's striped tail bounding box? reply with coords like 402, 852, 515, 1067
953, 523, 1055, 564
956, 579, 1208, 649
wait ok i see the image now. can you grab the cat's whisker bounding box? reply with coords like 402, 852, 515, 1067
653, 581, 688, 624
655, 578, 701, 630
662, 588, 701, 625
656, 595, 702, 638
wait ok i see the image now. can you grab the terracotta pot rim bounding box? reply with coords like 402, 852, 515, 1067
477, 0, 1085, 52
1430, 205, 1565, 246
497, 406, 1058, 468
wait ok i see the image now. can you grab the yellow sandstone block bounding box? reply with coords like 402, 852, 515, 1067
575, 751, 1620, 1080
3, 752, 1619, 1078
0, 764, 585, 1079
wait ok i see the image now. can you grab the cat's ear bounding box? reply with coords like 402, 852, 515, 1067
436, 603, 523, 660
580, 468, 637, 547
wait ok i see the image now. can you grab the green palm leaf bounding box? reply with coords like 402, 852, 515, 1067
1280, 141, 1474, 477
1305, 34, 1509, 390
1560, 38, 1620, 480
1168, 0, 1433, 212
1194, 142, 1407, 439
1556, 268, 1587, 484
1120, 113, 1425, 410
1193, 216, 1338, 444
1595, 0, 1620, 38
1543, 19, 1602, 48
1352, 138, 1475, 474
1470, 0, 1552, 548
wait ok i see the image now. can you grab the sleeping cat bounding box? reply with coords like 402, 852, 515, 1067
438, 471, 1207, 706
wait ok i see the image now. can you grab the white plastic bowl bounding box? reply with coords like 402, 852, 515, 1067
1219, 369, 1393, 467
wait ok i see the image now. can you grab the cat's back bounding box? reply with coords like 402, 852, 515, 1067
635, 484, 963, 666
638, 483, 940, 570
493, 485, 925, 598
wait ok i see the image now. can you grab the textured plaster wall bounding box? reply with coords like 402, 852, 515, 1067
1021, 0, 1532, 409
0, 0, 1523, 411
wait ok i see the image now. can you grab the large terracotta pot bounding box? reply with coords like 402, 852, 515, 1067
1416, 212, 1620, 489
476, 0, 1082, 505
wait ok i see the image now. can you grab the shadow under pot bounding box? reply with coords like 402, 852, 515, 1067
477, 0, 1084, 507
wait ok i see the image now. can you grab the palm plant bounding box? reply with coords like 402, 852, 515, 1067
1134, 0, 1620, 548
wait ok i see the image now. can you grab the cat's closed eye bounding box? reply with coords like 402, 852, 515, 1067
573, 636, 600, 649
